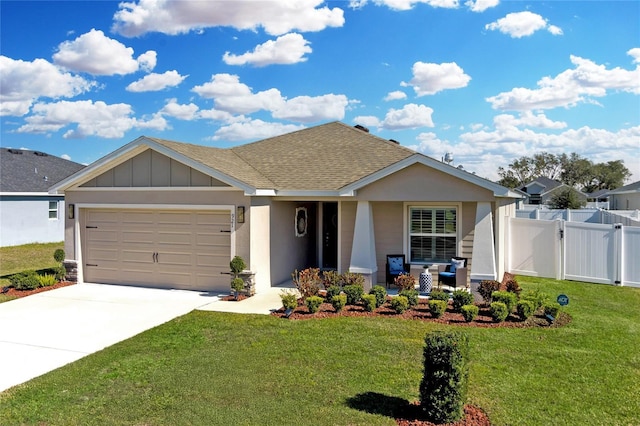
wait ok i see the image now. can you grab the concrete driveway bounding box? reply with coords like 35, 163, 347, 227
0, 283, 217, 393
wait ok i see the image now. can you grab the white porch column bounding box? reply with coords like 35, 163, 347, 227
249, 203, 271, 293
470, 202, 497, 281
349, 201, 377, 291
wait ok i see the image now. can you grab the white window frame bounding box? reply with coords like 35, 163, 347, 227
48, 200, 59, 220
403, 203, 461, 265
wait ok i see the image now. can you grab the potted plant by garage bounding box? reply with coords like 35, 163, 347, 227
230, 256, 247, 300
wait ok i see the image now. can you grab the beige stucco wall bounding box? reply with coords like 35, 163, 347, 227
64, 189, 251, 266
355, 163, 495, 202
611, 193, 640, 210
371, 202, 403, 284
269, 201, 317, 286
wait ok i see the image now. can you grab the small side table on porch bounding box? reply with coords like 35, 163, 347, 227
419, 267, 432, 294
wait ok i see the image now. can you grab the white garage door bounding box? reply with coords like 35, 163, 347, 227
83, 209, 231, 292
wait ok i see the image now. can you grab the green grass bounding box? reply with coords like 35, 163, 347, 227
1, 277, 639, 425
0, 242, 63, 277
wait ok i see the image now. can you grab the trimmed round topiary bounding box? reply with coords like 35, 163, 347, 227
390, 295, 409, 313
429, 290, 450, 302
343, 284, 364, 305
490, 301, 509, 322
429, 300, 447, 318
331, 294, 347, 312
280, 290, 298, 310
362, 294, 377, 312
461, 304, 479, 322
452, 289, 474, 312
369, 285, 387, 307
53, 248, 65, 264
399, 289, 419, 307
306, 296, 324, 314
230, 255, 246, 275
491, 290, 517, 313
516, 300, 535, 321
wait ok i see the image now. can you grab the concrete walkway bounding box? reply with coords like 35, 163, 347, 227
0, 283, 291, 393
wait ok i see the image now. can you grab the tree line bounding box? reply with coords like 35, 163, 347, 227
496, 152, 631, 193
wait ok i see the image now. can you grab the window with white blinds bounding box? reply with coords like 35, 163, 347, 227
409, 207, 457, 263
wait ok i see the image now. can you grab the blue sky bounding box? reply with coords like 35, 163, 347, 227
1, 0, 639, 183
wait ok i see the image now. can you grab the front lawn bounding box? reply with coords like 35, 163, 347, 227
1, 277, 639, 425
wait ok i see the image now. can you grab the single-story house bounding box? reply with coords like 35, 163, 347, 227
0, 148, 85, 247
51, 122, 520, 293
517, 176, 587, 206
605, 180, 640, 210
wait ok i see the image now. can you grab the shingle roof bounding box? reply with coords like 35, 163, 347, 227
0, 148, 85, 192
147, 122, 415, 191
605, 180, 640, 195
230, 122, 415, 191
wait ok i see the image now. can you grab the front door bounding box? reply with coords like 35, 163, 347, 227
322, 202, 338, 269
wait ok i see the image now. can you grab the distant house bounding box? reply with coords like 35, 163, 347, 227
0, 148, 85, 247
605, 180, 640, 210
517, 176, 587, 206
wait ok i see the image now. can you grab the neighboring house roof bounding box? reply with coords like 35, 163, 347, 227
1, 148, 85, 193
604, 180, 640, 196
519, 176, 563, 195
587, 188, 610, 199
51, 122, 520, 198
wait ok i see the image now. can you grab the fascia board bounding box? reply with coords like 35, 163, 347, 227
341, 154, 520, 198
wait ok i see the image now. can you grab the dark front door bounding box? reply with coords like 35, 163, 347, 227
322, 202, 338, 269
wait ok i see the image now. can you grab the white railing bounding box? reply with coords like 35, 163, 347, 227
506, 217, 640, 287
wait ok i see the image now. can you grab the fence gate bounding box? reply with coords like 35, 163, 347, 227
507, 217, 640, 287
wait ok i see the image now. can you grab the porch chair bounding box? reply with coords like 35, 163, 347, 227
437, 257, 468, 290
386, 254, 410, 288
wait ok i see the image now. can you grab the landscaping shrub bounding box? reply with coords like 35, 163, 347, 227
53, 248, 65, 264
291, 268, 322, 299
362, 294, 377, 312
38, 274, 58, 287
521, 289, 549, 310
343, 284, 364, 305
452, 290, 474, 312
306, 296, 324, 314
9, 270, 41, 290
231, 277, 245, 294
325, 285, 341, 301
341, 272, 365, 288
230, 255, 246, 275
399, 289, 419, 307
369, 285, 387, 307
478, 280, 500, 303
54, 265, 66, 281
331, 294, 347, 312
492, 290, 517, 312
516, 300, 535, 321
419, 330, 469, 424
428, 300, 447, 318
544, 302, 562, 318
390, 296, 409, 313
394, 273, 416, 292
490, 302, 509, 322
429, 290, 450, 302
321, 270, 341, 289
504, 278, 522, 297
461, 304, 479, 322
280, 290, 298, 310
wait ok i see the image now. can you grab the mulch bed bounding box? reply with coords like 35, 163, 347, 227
271, 298, 571, 329
396, 403, 491, 426
1, 281, 75, 298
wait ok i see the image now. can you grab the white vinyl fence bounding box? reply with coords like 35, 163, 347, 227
507, 217, 640, 287
516, 208, 640, 226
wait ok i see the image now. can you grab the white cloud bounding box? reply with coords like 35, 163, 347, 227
487, 55, 640, 111
126, 70, 187, 92
628, 47, 640, 64
371, 0, 459, 11
402, 61, 471, 96
223, 33, 312, 67
15, 99, 170, 138
384, 90, 407, 101
0, 55, 95, 116
381, 103, 435, 129
273, 94, 348, 122
353, 115, 382, 128
493, 112, 567, 130
212, 119, 305, 141
160, 98, 199, 120
112, 0, 344, 37
465, 0, 499, 12
192, 73, 350, 122
53, 29, 156, 75
485, 11, 562, 38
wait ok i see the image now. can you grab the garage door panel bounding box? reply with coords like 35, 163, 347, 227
84, 209, 232, 292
